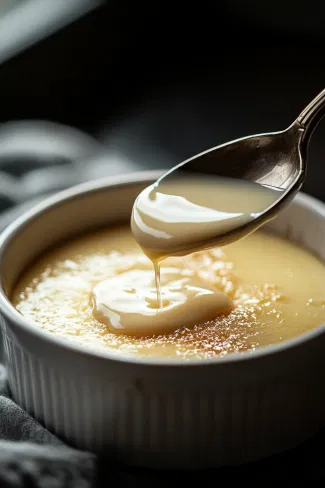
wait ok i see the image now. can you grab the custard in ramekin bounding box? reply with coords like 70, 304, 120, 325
0, 172, 325, 468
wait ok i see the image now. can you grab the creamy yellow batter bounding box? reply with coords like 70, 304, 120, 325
12, 226, 325, 359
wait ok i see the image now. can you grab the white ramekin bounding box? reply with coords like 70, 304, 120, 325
0, 171, 325, 469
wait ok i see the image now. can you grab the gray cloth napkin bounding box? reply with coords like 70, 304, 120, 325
0, 123, 149, 487
0, 364, 96, 488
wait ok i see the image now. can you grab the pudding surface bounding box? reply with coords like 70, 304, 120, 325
12, 225, 325, 359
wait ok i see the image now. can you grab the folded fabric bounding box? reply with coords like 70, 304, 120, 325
0, 364, 96, 488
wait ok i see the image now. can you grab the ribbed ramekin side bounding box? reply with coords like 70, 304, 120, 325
2, 331, 324, 469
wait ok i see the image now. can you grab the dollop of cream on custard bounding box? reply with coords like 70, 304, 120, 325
91, 268, 232, 336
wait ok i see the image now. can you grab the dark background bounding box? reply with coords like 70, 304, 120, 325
1, 0, 325, 484
1, 1, 325, 201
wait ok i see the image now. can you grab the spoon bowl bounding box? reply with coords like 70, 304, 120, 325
135, 88, 325, 256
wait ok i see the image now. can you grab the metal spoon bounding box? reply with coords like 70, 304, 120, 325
149, 87, 325, 251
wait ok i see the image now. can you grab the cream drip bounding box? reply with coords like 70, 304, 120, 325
92, 175, 279, 336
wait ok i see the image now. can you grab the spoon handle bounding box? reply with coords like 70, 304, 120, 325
297, 88, 325, 139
